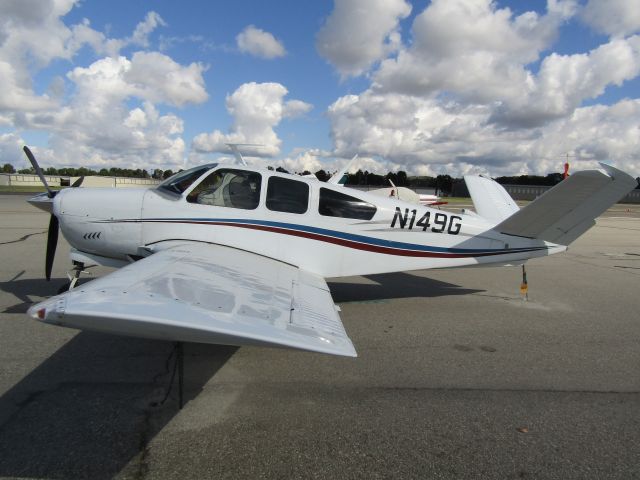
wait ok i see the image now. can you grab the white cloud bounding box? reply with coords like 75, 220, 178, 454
66, 53, 208, 108
125, 52, 208, 106
317, 0, 639, 178
492, 35, 640, 126
34, 100, 187, 169
0, 1, 206, 170
192, 82, 312, 158
316, 0, 412, 77
0, 2, 174, 120
327, 89, 640, 177
281, 151, 325, 174
373, 0, 575, 102
0, 132, 27, 166
582, 0, 640, 38
30, 52, 206, 168
99, 11, 168, 57
131, 11, 167, 48
236, 25, 286, 59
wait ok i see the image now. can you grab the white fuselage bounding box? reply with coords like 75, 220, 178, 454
52, 165, 563, 278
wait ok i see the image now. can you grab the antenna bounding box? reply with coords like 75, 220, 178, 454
224, 143, 264, 166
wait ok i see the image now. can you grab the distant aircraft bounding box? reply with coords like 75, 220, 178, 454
328, 155, 442, 205
24, 146, 636, 358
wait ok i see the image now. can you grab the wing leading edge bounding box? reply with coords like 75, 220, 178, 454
28, 243, 356, 357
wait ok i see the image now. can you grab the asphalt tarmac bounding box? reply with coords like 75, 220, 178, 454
0, 194, 639, 479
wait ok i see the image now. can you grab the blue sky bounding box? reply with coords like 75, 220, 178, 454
1, 0, 639, 177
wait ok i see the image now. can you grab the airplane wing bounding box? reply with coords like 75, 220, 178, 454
28, 243, 356, 357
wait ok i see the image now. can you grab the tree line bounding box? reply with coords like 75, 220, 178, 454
3, 163, 638, 193
2, 163, 174, 180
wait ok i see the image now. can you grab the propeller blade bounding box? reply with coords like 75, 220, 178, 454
23, 146, 56, 198
71, 176, 84, 188
45, 214, 59, 281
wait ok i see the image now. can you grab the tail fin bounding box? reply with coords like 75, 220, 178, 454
496, 163, 636, 245
328, 154, 358, 185
464, 174, 519, 224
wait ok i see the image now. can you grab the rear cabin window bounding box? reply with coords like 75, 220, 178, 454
187, 169, 261, 210
266, 177, 309, 214
319, 188, 377, 220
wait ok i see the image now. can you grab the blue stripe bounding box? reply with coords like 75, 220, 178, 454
127, 217, 548, 255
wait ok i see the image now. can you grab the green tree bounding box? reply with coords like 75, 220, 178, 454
435, 174, 453, 195
314, 169, 330, 182
2, 163, 15, 173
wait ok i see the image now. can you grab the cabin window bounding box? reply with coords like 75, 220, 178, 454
187, 169, 261, 210
319, 188, 377, 220
266, 177, 309, 214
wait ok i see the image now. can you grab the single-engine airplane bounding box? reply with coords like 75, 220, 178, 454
24, 146, 637, 357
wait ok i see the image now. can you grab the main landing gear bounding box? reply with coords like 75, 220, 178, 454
57, 261, 87, 294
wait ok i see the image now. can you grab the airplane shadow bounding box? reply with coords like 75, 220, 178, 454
328, 271, 483, 303
0, 330, 237, 479
0, 273, 69, 313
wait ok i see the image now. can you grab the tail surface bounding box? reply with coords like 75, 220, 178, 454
464, 174, 519, 224
495, 163, 636, 245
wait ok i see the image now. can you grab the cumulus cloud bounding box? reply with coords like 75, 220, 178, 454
0, 132, 27, 166
0, 1, 205, 170
0, 2, 173, 117
320, 0, 640, 176
316, 0, 412, 77
0, 0, 80, 113
492, 35, 640, 127
373, 0, 576, 102
236, 25, 286, 59
29, 51, 207, 167
581, 0, 640, 38
327, 89, 640, 177
192, 82, 312, 158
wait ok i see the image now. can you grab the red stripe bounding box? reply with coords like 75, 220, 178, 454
175, 220, 517, 259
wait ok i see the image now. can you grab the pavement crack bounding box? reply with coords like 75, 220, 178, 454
132, 345, 178, 480
0, 230, 46, 246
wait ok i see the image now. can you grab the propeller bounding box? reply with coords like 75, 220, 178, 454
23, 146, 56, 199
71, 176, 84, 188
23, 146, 83, 281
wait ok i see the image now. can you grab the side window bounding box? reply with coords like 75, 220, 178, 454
266, 177, 309, 214
187, 169, 261, 210
319, 188, 377, 220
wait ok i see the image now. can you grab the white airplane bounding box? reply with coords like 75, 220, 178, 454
24, 146, 636, 358
328, 155, 442, 205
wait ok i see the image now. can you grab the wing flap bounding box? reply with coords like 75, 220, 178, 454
29, 243, 356, 357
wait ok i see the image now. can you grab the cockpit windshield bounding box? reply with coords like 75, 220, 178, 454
157, 164, 217, 195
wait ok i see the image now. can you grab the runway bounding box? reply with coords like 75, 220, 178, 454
1, 193, 639, 479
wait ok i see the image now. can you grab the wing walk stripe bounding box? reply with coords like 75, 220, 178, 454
99, 218, 549, 258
